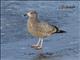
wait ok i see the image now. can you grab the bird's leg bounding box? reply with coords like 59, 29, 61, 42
36, 38, 43, 49
36, 38, 41, 46
31, 38, 41, 48
40, 38, 43, 48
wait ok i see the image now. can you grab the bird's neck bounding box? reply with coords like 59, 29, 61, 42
28, 16, 39, 22
27, 16, 39, 28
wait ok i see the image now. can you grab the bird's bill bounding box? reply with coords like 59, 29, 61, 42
24, 14, 27, 16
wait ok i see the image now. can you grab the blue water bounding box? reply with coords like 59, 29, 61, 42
1, 1, 80, 60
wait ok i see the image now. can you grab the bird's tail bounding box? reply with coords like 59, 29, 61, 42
53, 25, 66, 33
56, 30, 66, 33
51, 25, 66, 34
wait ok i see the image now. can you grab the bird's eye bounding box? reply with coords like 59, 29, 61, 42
30, 12, 33, 14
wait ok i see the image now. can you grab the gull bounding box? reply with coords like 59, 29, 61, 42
24, 10, 66, 50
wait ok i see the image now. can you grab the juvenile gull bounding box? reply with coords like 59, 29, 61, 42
24, 10, 65, 50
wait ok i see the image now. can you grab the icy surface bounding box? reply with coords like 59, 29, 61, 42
1, 1, 80, 60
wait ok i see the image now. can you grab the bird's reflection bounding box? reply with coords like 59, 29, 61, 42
33, 49, 53, 60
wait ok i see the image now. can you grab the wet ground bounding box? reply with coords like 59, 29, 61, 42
1, 1, 80, 60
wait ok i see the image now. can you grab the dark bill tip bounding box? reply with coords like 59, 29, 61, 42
24, 14, 27, 16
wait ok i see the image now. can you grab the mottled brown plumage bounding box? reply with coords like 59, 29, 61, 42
24, 10, 65, 50
27, 11, 58, 38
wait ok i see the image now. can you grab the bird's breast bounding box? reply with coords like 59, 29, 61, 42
27, 20, 34, 33
27, 22, 46, 37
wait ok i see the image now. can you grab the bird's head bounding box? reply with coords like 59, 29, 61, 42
24, 10, 38, 18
